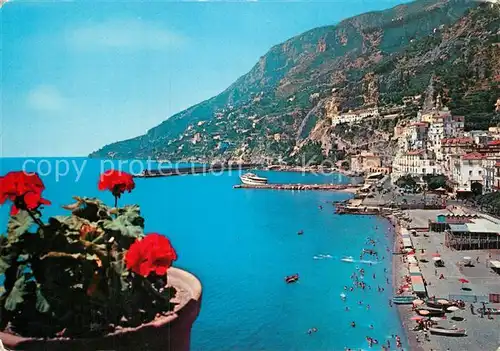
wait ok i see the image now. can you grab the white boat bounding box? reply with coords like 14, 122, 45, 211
429, 326, 466, 336
341, 256, 355, 263
240, 173, 268, 185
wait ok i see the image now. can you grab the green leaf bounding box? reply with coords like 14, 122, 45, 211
7, 212, 33, 244
52, 215, 88, 232
103, 207, 144, 239
5, 276, 26, 311
35, 286, 50, 313
0, 257, 10, 275
110, 260, 129, 291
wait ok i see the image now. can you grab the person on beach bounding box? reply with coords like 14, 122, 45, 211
470, 303, 475, 314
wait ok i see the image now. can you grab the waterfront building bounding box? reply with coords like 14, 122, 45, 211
350, 151, 382, 173
451, 152, 486, 194
391, 149, 441, 182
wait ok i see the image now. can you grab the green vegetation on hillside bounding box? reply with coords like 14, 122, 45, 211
90, 0, 499, 162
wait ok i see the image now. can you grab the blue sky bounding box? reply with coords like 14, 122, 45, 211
1, 0, 409, 157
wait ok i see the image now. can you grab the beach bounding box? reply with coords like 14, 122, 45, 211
389, 209, 500, 351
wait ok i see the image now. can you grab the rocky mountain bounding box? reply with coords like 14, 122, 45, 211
90, 0, 500, 163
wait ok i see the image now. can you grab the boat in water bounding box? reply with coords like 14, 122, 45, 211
392, 296, 415, 305
240, 173, 268, 186
285, 274, 299, 284
341, 256, 355, 263
429, 326, 466, 336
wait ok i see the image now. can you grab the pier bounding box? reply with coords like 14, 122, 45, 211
233, 184, 359, 191
136, 163, 259, 178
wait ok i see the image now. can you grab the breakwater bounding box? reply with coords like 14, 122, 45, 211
136, 164, 259, 178
234, 184, 359, 191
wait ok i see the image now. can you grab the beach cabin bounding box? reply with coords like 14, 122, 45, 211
445, 216, 500, 250
400, 228, 414, 251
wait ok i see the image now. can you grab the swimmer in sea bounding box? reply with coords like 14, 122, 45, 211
350, 321, 356, 328
369, 324, 374, 329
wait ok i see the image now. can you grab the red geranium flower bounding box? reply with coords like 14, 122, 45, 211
98, 170, 135, 198
125, 233, 177, 277
0, 171, 51, 215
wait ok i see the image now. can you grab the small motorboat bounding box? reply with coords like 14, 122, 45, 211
392, 296, 415, 305
341, 256, 355, 263
285, 274, 299, 284
416, 307, 446, 316
426, 298, 451, 309
429, 326, 466, 336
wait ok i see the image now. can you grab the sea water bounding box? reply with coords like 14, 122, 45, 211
0, 158, 406, 350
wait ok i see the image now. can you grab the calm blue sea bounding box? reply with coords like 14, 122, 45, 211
0, 158, 406, 351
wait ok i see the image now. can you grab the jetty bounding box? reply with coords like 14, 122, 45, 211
233, 184, 359, 191
136, 163, 259, 178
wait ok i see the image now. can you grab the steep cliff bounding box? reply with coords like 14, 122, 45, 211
90, 0, 500, 162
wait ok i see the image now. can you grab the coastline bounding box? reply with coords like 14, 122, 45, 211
385, 213, 419, 351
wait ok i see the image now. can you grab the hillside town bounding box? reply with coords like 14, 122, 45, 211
347, 94, 500, 197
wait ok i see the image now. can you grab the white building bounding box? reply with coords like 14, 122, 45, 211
451, 152, 486, 194
391, 149, 442, 182
331, 107, 379, 126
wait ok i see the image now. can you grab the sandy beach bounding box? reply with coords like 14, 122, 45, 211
388, 209, 500, 351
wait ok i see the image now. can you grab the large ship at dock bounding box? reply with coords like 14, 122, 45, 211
240, 173, 268, 186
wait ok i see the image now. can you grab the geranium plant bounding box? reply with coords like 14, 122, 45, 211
0, 170, 178, 338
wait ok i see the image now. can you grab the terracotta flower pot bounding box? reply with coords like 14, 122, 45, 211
0, 267, 202, 351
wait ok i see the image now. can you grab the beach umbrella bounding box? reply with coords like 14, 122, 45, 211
458, 278, 470, 289
430, 316, 443, 322
432, 257, 442, 261
432, 253, 441, 257
413, 299, 425, 306
411, 316, 425, 321
437, 299, 450, 305
418, 310, 430, 316
447, 306, 460, 312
